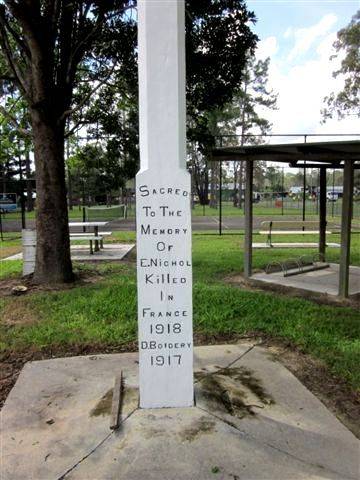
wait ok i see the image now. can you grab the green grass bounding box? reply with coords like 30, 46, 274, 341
0, 231, 359, 390
0, 260, 22, 279
0, 235, 22, 277
3, 199, 360, 221
2, 207, 85, 221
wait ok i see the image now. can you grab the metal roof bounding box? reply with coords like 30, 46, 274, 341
212, 140, 360, 167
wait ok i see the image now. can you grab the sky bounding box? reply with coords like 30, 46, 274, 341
245, 0, 359, 144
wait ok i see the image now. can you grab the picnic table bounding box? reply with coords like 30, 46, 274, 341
259, 220, 333, 248
69, 222, 109, 253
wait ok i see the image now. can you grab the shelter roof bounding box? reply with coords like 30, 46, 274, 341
212, 140, 360, 167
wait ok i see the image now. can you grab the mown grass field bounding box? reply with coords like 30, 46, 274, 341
0, 231, 359, 390
192, 199, 360, 218
3, 198, 360, 222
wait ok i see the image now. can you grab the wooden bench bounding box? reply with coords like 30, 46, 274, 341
70, 231, 112, 249
70, 235, 103, 254
259, 220, 332, 247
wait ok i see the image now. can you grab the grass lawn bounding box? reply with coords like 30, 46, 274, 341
0, 231, 359, 390
191, 200, 360, 218
2, 207, 84, 221
4, 199, 360, 221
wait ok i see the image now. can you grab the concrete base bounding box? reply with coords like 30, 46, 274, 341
252, 263, 360, 296
1, 345, 358, 480
253, 242, 340, 249
2, 243, 135, 262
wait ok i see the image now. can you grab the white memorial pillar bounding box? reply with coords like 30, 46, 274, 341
136, 0, 193, 408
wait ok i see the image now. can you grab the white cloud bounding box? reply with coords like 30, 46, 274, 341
283, 27, 293, 39
287, 13, 337, 61
256, 36, 278, 60
238, 14, 359, 151
254, 31, 359, 143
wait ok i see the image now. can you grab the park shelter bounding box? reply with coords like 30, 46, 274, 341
212, 140, 360, 298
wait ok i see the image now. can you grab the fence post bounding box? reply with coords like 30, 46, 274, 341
82, 206, 86, 232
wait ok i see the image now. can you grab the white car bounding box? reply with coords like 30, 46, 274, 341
327, 191, 339, 201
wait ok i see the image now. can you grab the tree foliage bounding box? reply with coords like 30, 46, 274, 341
0, 0, 137, 283
0, 0, 258, 280
322, 10, 360, 121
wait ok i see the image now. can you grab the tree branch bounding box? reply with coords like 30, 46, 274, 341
0, 20, 29, 96
64, 119, 92, 138
1, 10, 30, 59
59, 62, 117, 123
0, 104, 31, 137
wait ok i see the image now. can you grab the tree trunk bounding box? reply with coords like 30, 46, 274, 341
192, 153, 209, 206
209, 161, 217, 208
233, 162, 238, 207
31, 114, 73, 283
238, 161, 244, 209
25, 150, 34, 212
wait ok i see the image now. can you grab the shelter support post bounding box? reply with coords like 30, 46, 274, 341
302, 163, 306, 228
319, 167, 327, 261
244, 160, 253, 278
338, 160, 354, 298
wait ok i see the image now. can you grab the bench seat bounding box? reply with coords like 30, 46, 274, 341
69, 231, 112, 236
70, 232, 112, 249
259, 220, 335, 247
259, 230, 331, 235
70, 235, 103, 240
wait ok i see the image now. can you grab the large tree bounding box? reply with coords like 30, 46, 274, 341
233, 56, 277, 207
0, 1, 136, 283
322, 10, 360, 121
0, 94, 34, 211
0, 0, 256, 282
185, 0, 258, 206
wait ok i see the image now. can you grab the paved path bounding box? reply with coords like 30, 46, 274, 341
1, 344, 358, 479
1, 215, 328, 233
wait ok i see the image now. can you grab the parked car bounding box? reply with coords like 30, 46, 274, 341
0, 193, 17, 213
327, 191, 339, 202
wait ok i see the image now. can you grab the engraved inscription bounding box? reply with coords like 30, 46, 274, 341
136, 173, 193, 407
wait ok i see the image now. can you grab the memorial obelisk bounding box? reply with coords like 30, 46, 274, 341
136, 0, 194, 408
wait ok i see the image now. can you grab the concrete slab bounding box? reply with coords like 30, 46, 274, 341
2, 243, 135, 262
252, 263, 360, 296
253, 242, 340, 249
1, 345, 358, 480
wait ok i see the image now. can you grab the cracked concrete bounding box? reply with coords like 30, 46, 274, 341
1, 344, 358, 480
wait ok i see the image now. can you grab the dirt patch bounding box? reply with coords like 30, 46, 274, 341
122, 386, 139, 413
90, 388, 113, 417
2, 298, 39, 326
225, 273, 360, 308
179, 416, 216, 442
0, 266, 123, 298
195, 366, 273, 419
89, 384, 138, 419
0, 246, 21, 260
262, 338, 360, 438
